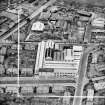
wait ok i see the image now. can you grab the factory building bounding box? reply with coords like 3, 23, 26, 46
35, 40, 83, 80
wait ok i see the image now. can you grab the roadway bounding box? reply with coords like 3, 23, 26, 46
0, 82, 76, 88
0, 0, 56, 40
73, 44, 99, 105
0, 77, 76, 85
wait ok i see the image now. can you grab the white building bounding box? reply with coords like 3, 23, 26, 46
63, 91, 71, 105
87, 89, 94, 101
94, 82, 105, 90
21, 86, 33, 93
86, 101, 93, 105
78, 27, 85, 35
73, 51, 82, 56
6, 86, 19, 94
0, 88, 4, 93
21, 68, 33, 75
54, 68, 78, 79
0, 47, 7, 55
91, 17, 105, 28
45, 40, 54, 49
96, 63, 105, 71
37, 85, 49, 93
92, 53, 98, 63
73, 45, 83, 52
31, 21, 45, 31
0, 55, 4, 63
7, 68, 18, 75
49, 6, 59, 12
0, 64, 5, 75
53, 85, 64, 93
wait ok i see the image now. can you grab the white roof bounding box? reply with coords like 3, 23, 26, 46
53, 85, 64, 91
94, 82, 105, 90
73, 46, 82, 51
78, 27, 85, 30
54, 68, 78, 73
31, 21, 45, 31
92, 18, 105, 25
6, 86, 18, 93
94, 17, 105, 21
87, 89, 94, 97
37, 86, 49, 93
46, 40, 54, 48
22, 86, 33, 90
92, 23, 104, 27
91, 29, 105, 32
38, 86, 48, 90
64, 91, 71, 96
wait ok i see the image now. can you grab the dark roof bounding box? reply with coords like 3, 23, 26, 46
39, 68, 54, 72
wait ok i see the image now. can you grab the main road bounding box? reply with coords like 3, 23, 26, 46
73, 44, 99, 105
0, 78, 76, 88
0, 0, 56, 40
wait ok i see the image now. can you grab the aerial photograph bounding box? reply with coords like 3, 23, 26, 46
0, 0, 105, 105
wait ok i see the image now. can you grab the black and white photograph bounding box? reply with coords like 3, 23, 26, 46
0, 0, 105, 105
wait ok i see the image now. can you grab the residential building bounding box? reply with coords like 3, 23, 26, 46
21, 86, 33, 94
0, 46, 7, 55
87, 88, 94, 101
6, 86, 19, 94
86, 101, 93, 105
77, 10, 92, 17
96, 63, 105, 72
94, 81, 105, 90
91, 17, 105, 28
6, 68, 18, 75
91, 53, 98, 63
54, 68, 78, 79
78, 27, 85, 36
53, 85, 64, 93
35, 41, 46, 74
0, 64, 5, 75
63, 91, 71, 105
0, 55, 4, 64
21, 68, 33, 75
39, 68, 54, 77
0, 88, 4, 93
37, 85, 49, 93
73, 45, 83, 52
25, 43, 36, 50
